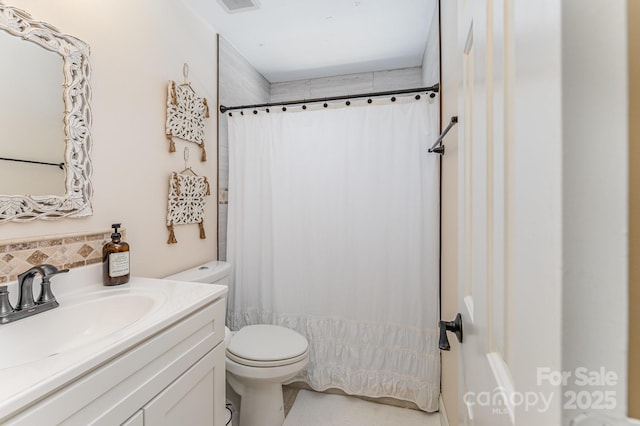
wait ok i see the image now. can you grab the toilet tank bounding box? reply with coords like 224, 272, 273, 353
164, 260, 231, 286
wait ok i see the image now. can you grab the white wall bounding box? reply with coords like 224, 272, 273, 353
3, 0, 219, 278
561, 0, 629, 422
508, 2, 566, 423
629, 0, 640, 416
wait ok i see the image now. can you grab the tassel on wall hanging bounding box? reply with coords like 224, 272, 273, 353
166, 149, 211, 244
165, 63, 210, 161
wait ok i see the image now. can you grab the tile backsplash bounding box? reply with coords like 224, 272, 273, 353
0, 230, 125, 284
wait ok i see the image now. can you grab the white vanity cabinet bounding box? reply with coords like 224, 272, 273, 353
4, 295, 227, 426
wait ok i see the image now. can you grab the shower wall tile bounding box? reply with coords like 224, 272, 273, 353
219, 38, 270, 105
373, 68, 424, 92
219, 36, 270, 260
270, 67, 423, 103
0, 230, 119, 284
271, 80, 312, 102
219, 154, 229, 188
309, 73, 374, 98
218, 204, 228, 261
219, 117, 229, 188
420, 3, 440, 86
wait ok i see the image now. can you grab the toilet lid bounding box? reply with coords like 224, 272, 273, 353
226, 325, 308, 367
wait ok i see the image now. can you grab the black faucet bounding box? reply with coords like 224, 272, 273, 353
0, 264, 69, 324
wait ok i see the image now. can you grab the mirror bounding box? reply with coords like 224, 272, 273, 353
0, 2, 93, 222
0, 29, 66, 196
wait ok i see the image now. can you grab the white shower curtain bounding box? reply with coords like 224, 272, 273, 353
226, 95, 440, 411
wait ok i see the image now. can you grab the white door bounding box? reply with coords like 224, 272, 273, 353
451, 2, 638, 425
455, 1, 513, 423
453, 1, 563, 425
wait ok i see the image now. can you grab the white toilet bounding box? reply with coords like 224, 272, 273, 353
165, 261, 309, 426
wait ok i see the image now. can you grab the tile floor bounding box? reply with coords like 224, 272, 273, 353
282, 389, 441, 426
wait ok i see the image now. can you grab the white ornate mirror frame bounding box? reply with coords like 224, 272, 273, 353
0, 2, 92, 222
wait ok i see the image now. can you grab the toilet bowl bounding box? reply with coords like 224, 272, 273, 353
225, 324, 308, 426
165, 261, 309, 426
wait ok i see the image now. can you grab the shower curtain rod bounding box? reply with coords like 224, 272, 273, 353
219, 83, 439, 113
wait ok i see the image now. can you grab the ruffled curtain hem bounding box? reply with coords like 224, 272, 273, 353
228, 309, 440, 412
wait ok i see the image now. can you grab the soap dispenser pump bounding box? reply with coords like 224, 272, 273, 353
103, 223, 130, 286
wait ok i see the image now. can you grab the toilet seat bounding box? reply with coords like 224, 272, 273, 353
226, 324, 309, 367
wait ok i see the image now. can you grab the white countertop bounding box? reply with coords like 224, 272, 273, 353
0, 264, 227, 421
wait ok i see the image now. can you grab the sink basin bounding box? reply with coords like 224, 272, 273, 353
0, 288, 164, 370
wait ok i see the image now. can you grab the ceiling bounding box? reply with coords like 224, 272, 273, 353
181, 0, 438, 83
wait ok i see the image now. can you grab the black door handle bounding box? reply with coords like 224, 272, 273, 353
439, 313, 463, 351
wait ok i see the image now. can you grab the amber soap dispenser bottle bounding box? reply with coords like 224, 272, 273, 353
103, 223, 130, 286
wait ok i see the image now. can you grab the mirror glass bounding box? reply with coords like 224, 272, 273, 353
0, 31, 66, 196
0, 3, 93, 222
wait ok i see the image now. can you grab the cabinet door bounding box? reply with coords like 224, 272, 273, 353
144, 344, 226, 426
